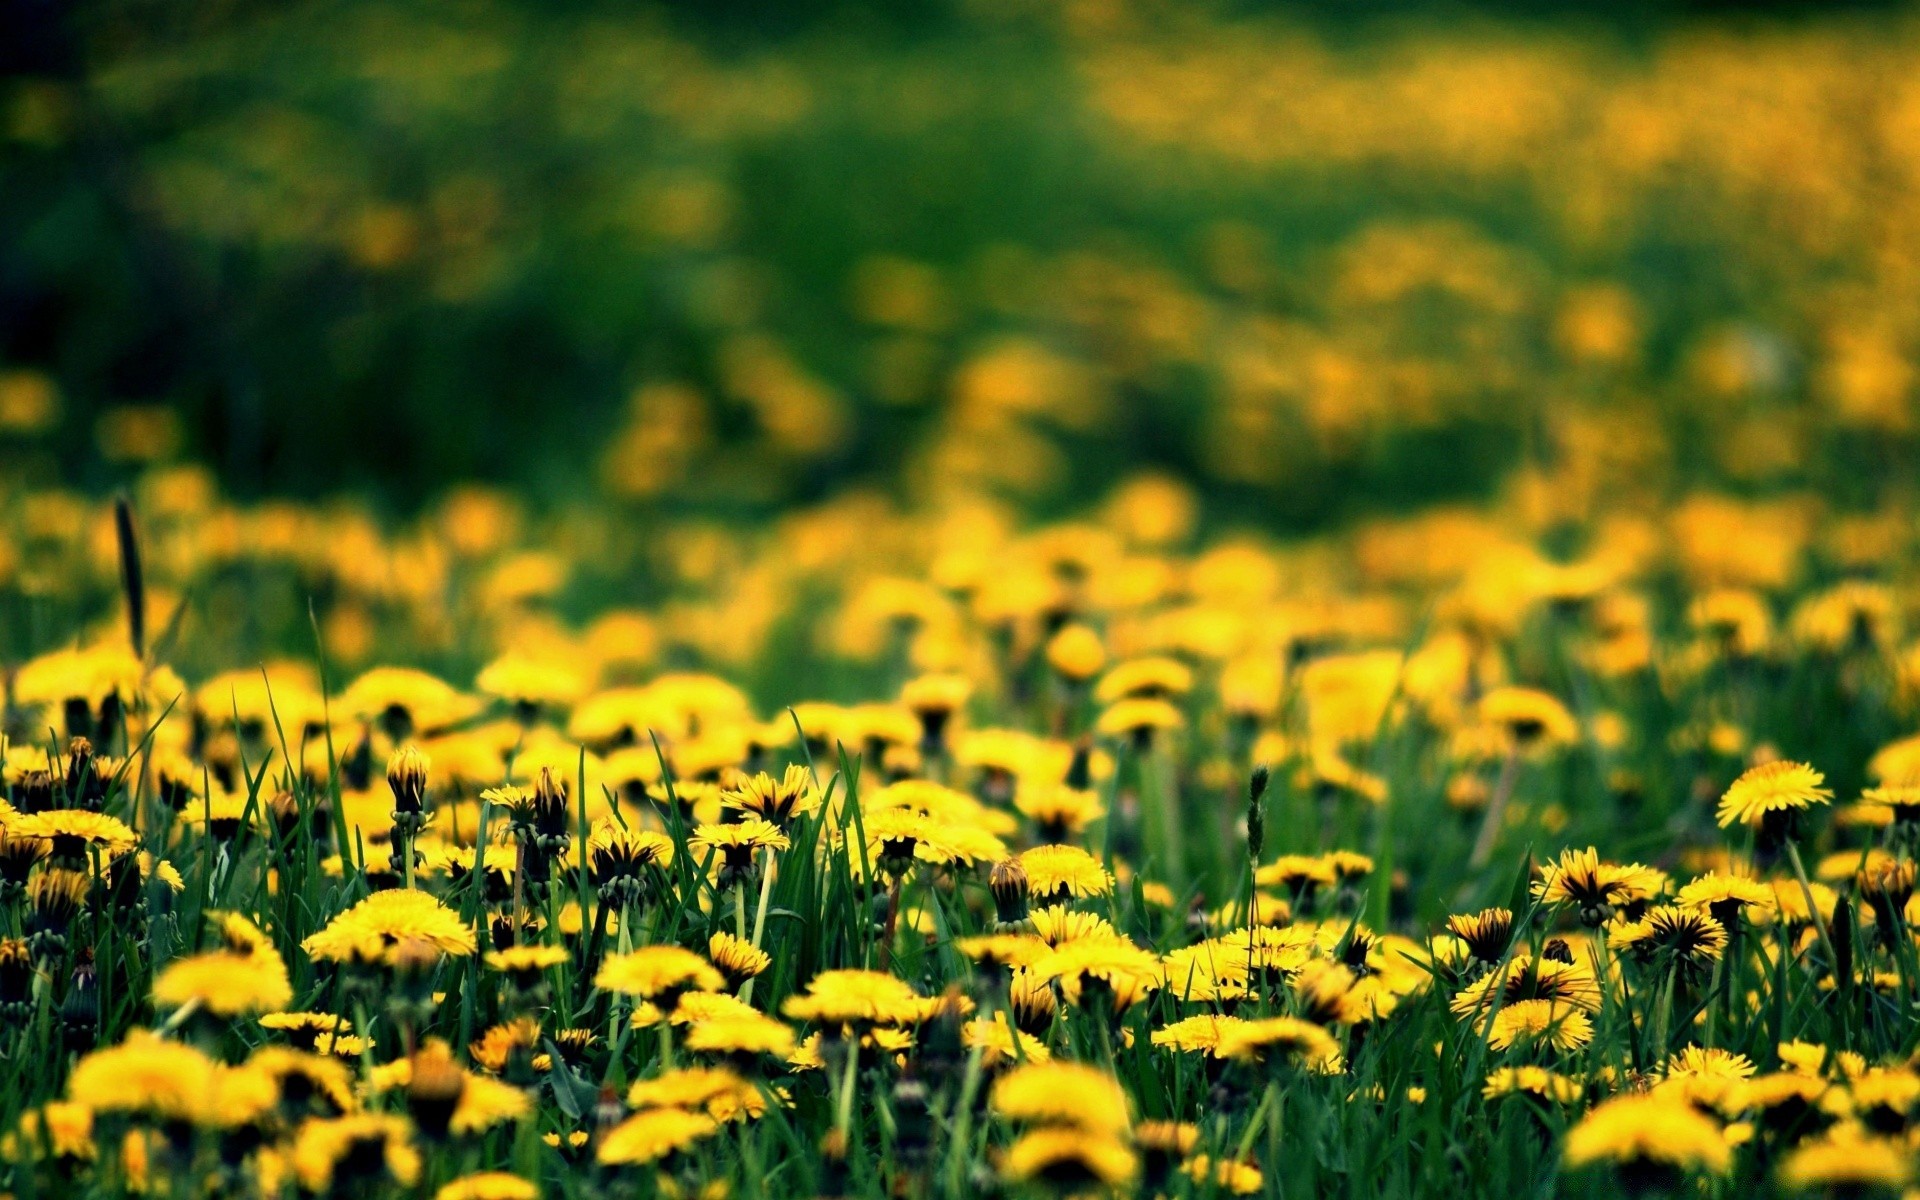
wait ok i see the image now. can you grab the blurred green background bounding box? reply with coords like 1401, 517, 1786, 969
8, 0, 1920, 528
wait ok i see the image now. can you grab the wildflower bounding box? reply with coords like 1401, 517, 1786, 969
1185, 1156, 1263, 1195
1015, 783, 1105, 842
469, 1017, 542, 1074
342, 667, 473, 739
1030, 904, 1119, 946
1257, 853, 1338, 895
1212, 1016, 1342, 1068
1738, 1072, 1830, 1127
11, 808, 137, 864
720, 765, 820, 828
1152, 1014, 1248, 1054
1094, 657, 1192, 703
961, 1013, 1050, 1066
596, 1108, 717, 1165
1007, 968, 1057, 1035
782, 969, 921, 1027
668, 992, 764, 1026
1483, 1066, 1583, 1104
1445, 907, 1514, 965
1771, 877, 1839, 926
1045, 625, 1107, 682
1451, 955, 1603, 1019
1778, 1126, 1910, 1191
999, 1128, 1137, 1188
957, 933, 1049, 975
588, 819, 674, 908
404, 1039, 470, 1138
596, 947, 725, 1000
682, 1013, 797, 1063
0, 938, 35, 1017
387, 743, 431, 818
1035, 938, 1161, 1015
4, 1101, 95, 1165
67, 1030, 217, 1123
706, 932, 770, 988
991, 1062, 1131, 1135
0, 830, 47, 897
1717, 760, 1832, 830
1859, 785, 1920, 828
1478, 687, 1579, 749
627, 1067, 763, 1122
260, 1011, 349, 1051
435, 1172, 540, 1200
152, 947, 293, 1017
858, 807, 1004, 877
291, 1114, 422, 1192
1094, 697, 1185, 745
1135, 1120, 1199, 1188
1487, 1000, 1594, 1052
246, 1046, 356, 1116
1534, 847, 1665, 925
1779, 1040, 1866, 1080
1667, 1046, 1756, 1087
1292, 959, 1369, 1025
1563, 1094, 1732, 1177
1675, 871, 1776, 928
301, 889, 477, 966
1323, 850, 1374, 884
1843, 1069, 1920, 1132
1608, 906, 1727, 972
689, 817, 789, 887
990, 857, 1032, 928
1689, 589, 1774, 656
485, 943, 569, 986
1302, 752, 1390, 805
476, 655, 586, 717
901, 673, 971, 749
1018, 845, 1113, 902
26, 868, 88, 953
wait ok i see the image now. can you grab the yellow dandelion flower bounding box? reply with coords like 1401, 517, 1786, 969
596, 947, 725, 999
435, 1172, 540, 1200
991, 1062, 1131, 1135
301, 889, 477, 966
1717, 761, 1832, 830
1563, 1094, 1731, 1176
596, 1108, 717, 1166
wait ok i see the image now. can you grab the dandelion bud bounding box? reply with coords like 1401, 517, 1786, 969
891, 1076, 934, 1172
1447, 907, 1515, 965
1246, 765, 1271, 864
529, 766, 572, 852
0, 832, 46, 898
819, 1127, 851, 1199
10, 769, 54, 814
0, 939, 34, 1018
1008, 969, 1056, 1036
594, 1084, 623, 1134
63, 737, 93, 788
60, 954, 98, 1051
389, 936, 441, 981
407, 1040, 467, 1140
386, 745, 430, 816
1829, 896, 1854, 988
1065, 740, 1093, 791
990, 858, 1031, 928
27, 869, 87, 958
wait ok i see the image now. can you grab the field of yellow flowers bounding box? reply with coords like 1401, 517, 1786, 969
12, 2, 1920, 1198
